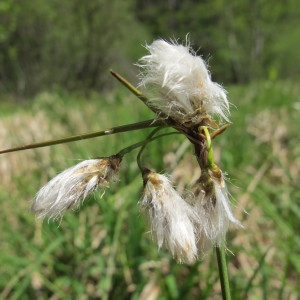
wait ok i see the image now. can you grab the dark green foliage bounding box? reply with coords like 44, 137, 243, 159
135, 0, 300, 83
1, 0, 300, 96
0, 0, 148, 96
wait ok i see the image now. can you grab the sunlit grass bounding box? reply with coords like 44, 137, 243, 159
0, 81, 299, 299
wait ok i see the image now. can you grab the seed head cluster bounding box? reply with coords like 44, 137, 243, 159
141, 168, 241, 264
31, 38, 241, 264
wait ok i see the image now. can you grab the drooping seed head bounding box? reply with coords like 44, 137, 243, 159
140, 169, 199, 264
192, 169, 242, 247
32, 155, 122, 220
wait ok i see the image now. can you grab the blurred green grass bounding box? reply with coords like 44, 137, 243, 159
0, 81, 299, 299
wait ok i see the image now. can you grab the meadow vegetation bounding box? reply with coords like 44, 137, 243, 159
0, 80, 299, 299
1, 0, 299, 298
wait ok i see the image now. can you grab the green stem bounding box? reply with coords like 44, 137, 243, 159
136, 127, 165, 171
216, 246, 232, 300
0, 119, 164, 154
117, 130, 180, 164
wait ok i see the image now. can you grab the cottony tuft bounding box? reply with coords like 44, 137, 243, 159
31, 155, 121, 220
140, 169, 200, 264
137, 39, 230, 124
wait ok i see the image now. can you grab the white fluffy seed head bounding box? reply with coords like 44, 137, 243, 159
193, 171, 242, 247
137, 39, 230, 124
140, 170, 199, 264
31, 155, 122, 220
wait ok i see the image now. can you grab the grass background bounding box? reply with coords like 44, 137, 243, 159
0, 80, 299, 299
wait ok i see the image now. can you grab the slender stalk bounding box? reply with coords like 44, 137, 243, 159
136, 127, 165, 171
110, 69, 149, 104
0, 119, 164, 154
117, 130, 180, 165
216, 246, 232, 300
110, 70, 168, 118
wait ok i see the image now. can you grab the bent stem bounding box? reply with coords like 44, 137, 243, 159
216, 246, 232, 300
117, 128, 178, 157
136, 127, 165, 171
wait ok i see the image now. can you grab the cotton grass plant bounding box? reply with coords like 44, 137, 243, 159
0, 38, 242, 299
